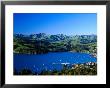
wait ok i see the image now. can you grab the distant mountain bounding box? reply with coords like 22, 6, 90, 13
14, 33, 97, 55
14, 33, 97, 43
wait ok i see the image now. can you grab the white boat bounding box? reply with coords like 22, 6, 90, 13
61, 63, 70, 65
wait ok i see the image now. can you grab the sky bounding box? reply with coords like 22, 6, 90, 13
14, 13, 97, 35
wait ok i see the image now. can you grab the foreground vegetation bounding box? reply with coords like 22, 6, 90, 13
14, 62, 97, 75
14, 33, 97, 57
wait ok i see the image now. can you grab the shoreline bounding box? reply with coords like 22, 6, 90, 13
68, 51, 97, 58
14, 51, 97, 58
14, 62, 97, 75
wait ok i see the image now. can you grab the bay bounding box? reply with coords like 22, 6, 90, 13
14, 52, 97, 73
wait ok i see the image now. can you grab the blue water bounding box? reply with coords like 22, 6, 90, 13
14, 52, 96, 73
